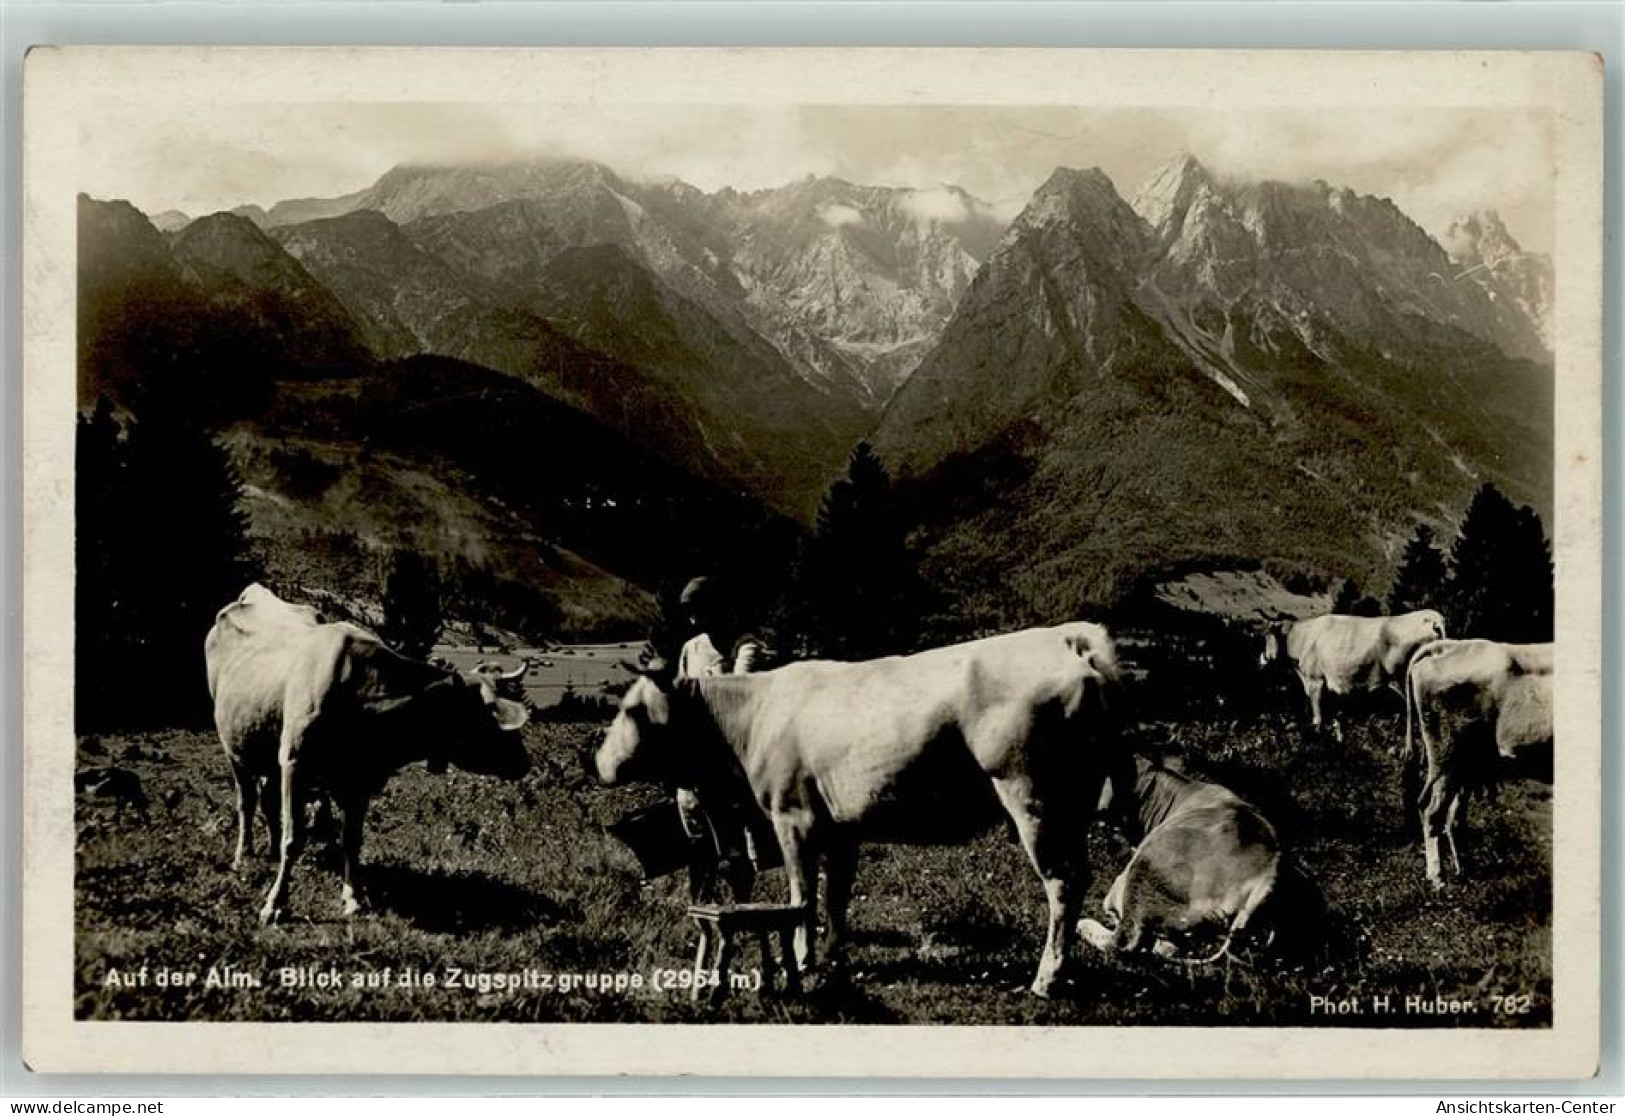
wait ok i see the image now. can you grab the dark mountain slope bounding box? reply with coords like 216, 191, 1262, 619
78, 196, 370, 414
78, 196, 798, 636
168, 212, 373, 374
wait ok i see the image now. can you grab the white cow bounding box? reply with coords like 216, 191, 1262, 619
1261, 610, 1447, 738
595, 623, 1128, 997
1402, 638, 1553, 886
206, 584, 531, 923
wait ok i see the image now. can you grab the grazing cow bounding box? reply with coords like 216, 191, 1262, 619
1260, 610, 1447, 738
205, 584, 531, 924
1402, 638, 1553, 886
594, 623, 1127, 997
1079, 754, 1280, 963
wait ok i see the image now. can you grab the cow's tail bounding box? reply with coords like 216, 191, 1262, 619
1402, 641, 1442, 768
1177, 861, 1279, 968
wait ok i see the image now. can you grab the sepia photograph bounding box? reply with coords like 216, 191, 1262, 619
20, 47, 1603, 1077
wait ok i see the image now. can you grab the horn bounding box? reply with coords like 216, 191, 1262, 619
499, 660, 530, 682
622, 655, 669, 677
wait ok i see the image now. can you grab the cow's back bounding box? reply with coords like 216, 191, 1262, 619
1116, 775, 1280, 936
719, 623, 1116, 822
206, 587, 413, 771
1291, 611, 1443, 689
1410, 639, 1554, 776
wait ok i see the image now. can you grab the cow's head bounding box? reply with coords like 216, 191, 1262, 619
595, 664, 679, 787
1417, 609, 1447, 644
408, 671, 531, 780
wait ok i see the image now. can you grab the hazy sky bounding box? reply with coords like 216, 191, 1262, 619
80, 103, 1556, 254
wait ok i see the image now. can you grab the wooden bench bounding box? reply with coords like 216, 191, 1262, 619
686, 903, 806, 1003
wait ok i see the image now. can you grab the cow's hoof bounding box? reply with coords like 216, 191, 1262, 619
1151, 940, 1179, 959
1029, 974, 1061, 998
259, 904, 283, 926
1078, 918, 1115, 953
342, 894, 365, 917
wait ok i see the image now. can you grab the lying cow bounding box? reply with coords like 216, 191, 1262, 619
1261, 609, 1446, 739
595, 622, 1128, 997
1403, 638, 1553, 887
1080, 754, 1280, 964
205, 584, 531, 924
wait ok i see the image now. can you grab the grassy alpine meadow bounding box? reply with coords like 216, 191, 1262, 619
74, 708, 1551, 1026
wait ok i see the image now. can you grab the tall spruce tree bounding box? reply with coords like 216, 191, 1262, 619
76, 399, 132, 731
77, 392, 255, 729
1444, 482, 1553, 641
380, 548, 444, 659
795, 442, 918, 660
1330, 578, 1382, 617
1388, 523, 1450, 615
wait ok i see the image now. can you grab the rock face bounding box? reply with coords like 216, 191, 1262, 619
880, 167, 1165, 473
254, 160, 1004, 411
874, 157, 1553, 621
1132, 155, 1550, 374
252, 160, 1010, 514
1443, 209, 1554, 351
721, 177, 1005, 404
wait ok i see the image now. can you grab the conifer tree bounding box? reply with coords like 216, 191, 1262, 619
77, 391, 255, 728
380, 548, 444, 659
1388, 524, 1450, 615
796, 442, 919, 659
1445, 483, 1552, 641
1330, 578, 1381, 616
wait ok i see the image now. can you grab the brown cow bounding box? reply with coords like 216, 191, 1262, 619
1081, 754, 1280, 963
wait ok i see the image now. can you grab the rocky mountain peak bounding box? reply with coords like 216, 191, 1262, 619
1446, 209, 1524, 267
1131, 151, 1214, 237
1005, 166, 1150, 279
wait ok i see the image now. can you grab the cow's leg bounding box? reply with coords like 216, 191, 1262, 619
1419, 773, 1456, 888
770, 812, 819, 970
1443, 789, 1468, 880
229, 762, 258, 870
337, 793, 370, 916
821, 831, 860, 966
1078, 918, 1116, 953
259, 773, 282, 855
1080, 868, 1134, 955
1301, 676, 1325, 735
260, 758, 307, 925
992, 774, 1086, 997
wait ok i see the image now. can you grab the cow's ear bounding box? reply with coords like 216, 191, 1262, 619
638, 657, 675, 691
490, 695, 529, 732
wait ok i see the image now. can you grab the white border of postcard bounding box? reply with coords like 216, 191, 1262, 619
21, 47, 1604, 1078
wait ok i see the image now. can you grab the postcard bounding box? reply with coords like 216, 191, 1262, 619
21, 46, 1603, 1077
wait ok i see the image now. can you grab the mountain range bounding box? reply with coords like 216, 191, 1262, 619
877, 156, 1551, 621
80, 151, 1553, 634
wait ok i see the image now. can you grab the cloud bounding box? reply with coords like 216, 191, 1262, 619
899, 187, 970, 223
1173, 109, 1555, 253
817, 203, 865, 228
75, 102, 1555, 255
